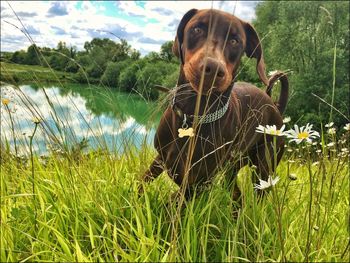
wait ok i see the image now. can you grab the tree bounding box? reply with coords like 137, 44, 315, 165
10, 50, 26, 64
253, 1, 349, 127
101, 60, 130, 88
136, 61, 178, 100
160, 41, 175, 62
119, 60, 146, 92
144, 51, 161, 62
111, 39, 131, 62
24, 44, 40, 65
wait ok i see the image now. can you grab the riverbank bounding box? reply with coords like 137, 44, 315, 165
0, 61, 78, 85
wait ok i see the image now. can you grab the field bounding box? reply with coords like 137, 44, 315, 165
1, 94, 349, 261
0, 62, 76, 84
1, 1, 349, 260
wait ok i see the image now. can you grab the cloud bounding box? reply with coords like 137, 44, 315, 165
150, 7, 173, 16
138, 37, 165, 45
47, 2, 68, 16
17, 11, 38, 17
0, 1, 259, 54
26, 25, 40, 35
51, 26, 67, 35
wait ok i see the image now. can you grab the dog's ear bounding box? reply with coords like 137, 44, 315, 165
244, 22, 268, 86
172, 9, 198, 64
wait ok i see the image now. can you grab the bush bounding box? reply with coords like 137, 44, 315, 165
162, 69, 179, 88
136, 61, 177, 100
10, 51, 26, 64
65, 60, 79, 73
118, 60, 146, 92
74, 67, 89, 83
100, 60, 130, 88
86, 63, 104, 79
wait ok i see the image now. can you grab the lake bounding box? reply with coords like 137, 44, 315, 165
0, 83, 161, 156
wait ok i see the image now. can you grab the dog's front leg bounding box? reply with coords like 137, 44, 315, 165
139, 155, 164, 194
143, 155, 164, 182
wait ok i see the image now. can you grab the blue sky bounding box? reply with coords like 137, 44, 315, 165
1, 1, 258, 55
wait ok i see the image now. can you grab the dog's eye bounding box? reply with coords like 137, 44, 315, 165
193, 27, 203, 34
230, 39, 238, 46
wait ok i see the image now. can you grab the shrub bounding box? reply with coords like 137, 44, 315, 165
118, 60, 146, 93
100, 60, 130, 88
136, 61, 177, 100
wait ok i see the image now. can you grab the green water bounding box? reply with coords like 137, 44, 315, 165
1, 83, 161, 155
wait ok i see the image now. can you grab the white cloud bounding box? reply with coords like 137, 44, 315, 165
1, 1, 258, 54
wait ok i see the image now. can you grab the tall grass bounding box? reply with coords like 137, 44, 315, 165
1, 4, 349, 262
1, 136, 349, 261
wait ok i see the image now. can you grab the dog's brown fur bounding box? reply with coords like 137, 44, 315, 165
141, 9, 289, 200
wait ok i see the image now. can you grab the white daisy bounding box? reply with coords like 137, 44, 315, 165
285, 123, 320, 144
344, 123, 350, 131
283, 116, 291, 123
254, 176, 280, 190
325, 122, 334, 128
255, 124, 286, 136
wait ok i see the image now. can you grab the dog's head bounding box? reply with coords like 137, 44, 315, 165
173, 9, 268, 94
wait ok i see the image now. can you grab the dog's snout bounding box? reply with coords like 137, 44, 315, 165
201, 57, 226, 79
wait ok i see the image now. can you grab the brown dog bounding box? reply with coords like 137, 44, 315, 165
142, 9, 288, 200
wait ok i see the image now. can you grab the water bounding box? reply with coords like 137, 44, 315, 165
0, 83, 160, 155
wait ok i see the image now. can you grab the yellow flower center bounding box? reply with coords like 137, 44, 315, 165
1, 98, 10, 105
298, 131, 309, 139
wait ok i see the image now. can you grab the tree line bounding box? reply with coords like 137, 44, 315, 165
5, 38, 179, 100
2, 1, 348, 126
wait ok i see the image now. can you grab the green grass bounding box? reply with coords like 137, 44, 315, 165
1, 138, 349, 261
0, 62, 76, 84
1, 67, 349, 261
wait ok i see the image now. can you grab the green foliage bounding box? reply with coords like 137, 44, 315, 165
101, 60, 130, 88
2, 37, 180, 100
253, 1, 349, 127
0, 62, 74, 84
10, 50, 26, 64
65, 60, 79, 73
160, 41, 176, 62
25, 44, 40, 65
1, 139, 348, 262
162, 69, 179, 88
118, 60, 146, 92
136, 61, 177, 100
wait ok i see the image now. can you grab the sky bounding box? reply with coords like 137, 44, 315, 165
1, 1, 259, 56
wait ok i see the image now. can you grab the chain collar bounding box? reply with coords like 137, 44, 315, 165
172, 83, 231, 125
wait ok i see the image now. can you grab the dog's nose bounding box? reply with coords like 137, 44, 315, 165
201, 57, 226, 79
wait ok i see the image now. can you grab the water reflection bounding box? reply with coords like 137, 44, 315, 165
0, 84, 159, 155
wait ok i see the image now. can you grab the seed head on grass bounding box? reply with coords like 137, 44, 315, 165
255, 124, 286, 136
32, 117, 41, 124
326, 142, 335, 147
288, 173, 297, 180
327, 127, 336, 135
284, 123, 320, 144
254, 175, 280, 190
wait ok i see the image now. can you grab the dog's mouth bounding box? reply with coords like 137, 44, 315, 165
184, 58, 231, 94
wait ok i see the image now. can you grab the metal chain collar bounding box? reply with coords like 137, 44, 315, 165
172, 83, 231, 125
